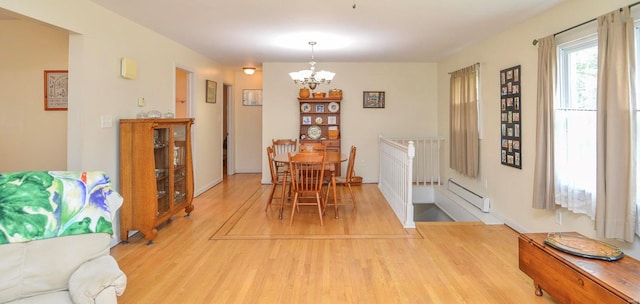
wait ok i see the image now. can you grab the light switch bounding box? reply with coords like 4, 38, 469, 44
137, 97, 145, 107
101, 115, 113, 128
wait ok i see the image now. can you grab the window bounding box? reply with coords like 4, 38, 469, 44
555, 36, 598, 218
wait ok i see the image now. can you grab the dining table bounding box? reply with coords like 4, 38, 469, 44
272, 151, 348, 219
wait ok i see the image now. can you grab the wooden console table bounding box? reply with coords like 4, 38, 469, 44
518, 232, 640, 303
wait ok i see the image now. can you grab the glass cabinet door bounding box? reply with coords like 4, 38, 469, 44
154, 127, 170, 215
173, 125, 187, 205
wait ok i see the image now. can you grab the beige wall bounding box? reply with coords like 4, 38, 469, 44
436, 0, 640, 257
262, 62, 439, 184
5, 0, 640, 258
233, 71, 263, 173
0, 20, 68, 171
0, 0, 225, 243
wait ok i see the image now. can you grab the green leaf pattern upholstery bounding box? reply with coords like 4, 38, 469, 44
0, 171, 123, 244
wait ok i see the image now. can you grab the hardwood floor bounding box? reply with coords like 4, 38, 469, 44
110, 173, 556, 303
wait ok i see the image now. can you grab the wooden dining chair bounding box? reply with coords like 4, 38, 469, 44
272, 139, 298, 157
272, 139, 298, 173
266, 146, 291, 219
288, 151, 326, 226
325, 145, 358, 210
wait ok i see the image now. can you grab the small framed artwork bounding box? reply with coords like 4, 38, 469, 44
242, 89, 262, 106
328, 116, 337, 125
302, 116, 311, 125
206, 80, 217, 103
315, 104, 325, 113
44, 70, 68, 111
363, 91, 385, 108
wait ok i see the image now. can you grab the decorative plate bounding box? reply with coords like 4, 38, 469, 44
328, 102, 340, 113
301, 103, 311, 113
315, 116, 323, 124
307, 125, 322, 139
544, 232, 624, 261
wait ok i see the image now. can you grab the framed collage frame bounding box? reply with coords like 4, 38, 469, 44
500, 65, 521, 169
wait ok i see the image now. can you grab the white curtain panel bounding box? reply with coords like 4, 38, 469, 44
449, 65, 479, 178
532, 35, 557, 210
554, 109, 597, 218
595, 6, 637, 242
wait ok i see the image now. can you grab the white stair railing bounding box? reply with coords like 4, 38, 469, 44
391, 137, 443, 186
378, 135, 444, 228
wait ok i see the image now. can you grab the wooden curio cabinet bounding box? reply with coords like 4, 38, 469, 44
119, 118, 194, 244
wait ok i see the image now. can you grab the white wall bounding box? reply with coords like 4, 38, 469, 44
262, 62, 439, 184
436, 0, 640, 257
0, 20, 68, 171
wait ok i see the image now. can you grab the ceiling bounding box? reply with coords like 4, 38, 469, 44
86, 0, 563, 69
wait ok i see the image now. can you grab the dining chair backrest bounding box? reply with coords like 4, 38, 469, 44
272, 139, 298, 156
266, 146, 278, 183
288, 152, 326, 193
287, 151, 326, 225
345, 146, 357, 181
300, 142, 327, 153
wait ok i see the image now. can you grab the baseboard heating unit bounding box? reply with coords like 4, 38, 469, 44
447, 178, 490, 213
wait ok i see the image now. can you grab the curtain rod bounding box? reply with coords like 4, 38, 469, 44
531, 1, 640, 46
448, 62, 480, 75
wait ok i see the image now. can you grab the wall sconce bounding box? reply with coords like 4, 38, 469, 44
242, 67, 256, 75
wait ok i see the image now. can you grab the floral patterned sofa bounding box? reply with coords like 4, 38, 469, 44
0, 171, 127, 304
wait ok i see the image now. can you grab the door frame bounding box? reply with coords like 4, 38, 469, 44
225, 84, 235, 176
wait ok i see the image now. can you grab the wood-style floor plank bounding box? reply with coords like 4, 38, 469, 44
110, 173, 556, 303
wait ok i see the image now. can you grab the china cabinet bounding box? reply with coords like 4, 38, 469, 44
299, 97, 342, 173
119, 118, 194, 244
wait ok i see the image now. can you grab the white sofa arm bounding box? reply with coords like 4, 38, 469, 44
68, 255, 127, 304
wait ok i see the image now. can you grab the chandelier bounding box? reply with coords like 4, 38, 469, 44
289, 41, 335, 91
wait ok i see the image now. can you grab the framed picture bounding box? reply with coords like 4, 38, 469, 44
302, 116, 311, 125
44, 70, 68, 111
315, 104, 325, 113
363, 91, 385, 108
206, 80, 217, 103
242, 89, 262, 106
499, 65, 521, 169
328, 116, 337, 125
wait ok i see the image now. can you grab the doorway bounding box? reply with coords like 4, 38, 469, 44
175, 68, 189, 118
223, 84, 233, 177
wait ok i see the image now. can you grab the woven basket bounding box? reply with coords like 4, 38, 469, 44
328, 129, 339, 139
351, 176, 362, 186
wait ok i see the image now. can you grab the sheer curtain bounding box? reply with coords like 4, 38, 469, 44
595, 7, 636, 242
449, 65, 479, 178
532, 36, 557, 210
554, 108, 597, 217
